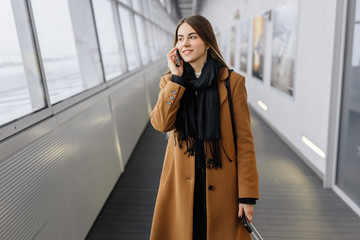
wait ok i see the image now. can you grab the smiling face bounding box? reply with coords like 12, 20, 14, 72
177, 23, 209, 71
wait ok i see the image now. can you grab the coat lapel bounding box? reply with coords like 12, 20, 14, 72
218, 67, 230, 106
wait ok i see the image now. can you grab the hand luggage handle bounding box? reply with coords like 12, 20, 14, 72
241, 213, 264, 240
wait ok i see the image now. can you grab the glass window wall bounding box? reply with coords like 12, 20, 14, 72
146, 21, 159, 61
135, 15, 150, 65
0, 0, 46, 126
92, 0, 126, 80
118, 5, 141, 70
0, 0, 175, 134
31, 0, 103, 104
119, 0, 131, 6
337, 0, 360, 207
131, 0, 143, 14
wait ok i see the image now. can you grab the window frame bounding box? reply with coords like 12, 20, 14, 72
0, 0, 175, 142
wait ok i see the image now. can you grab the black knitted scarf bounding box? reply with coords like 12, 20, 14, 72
174, 53, 225, 169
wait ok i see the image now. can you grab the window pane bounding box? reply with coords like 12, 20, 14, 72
159, 0, 165, 7
146, 21, 158, 61
31, 0, 103, 104
352, 24, 360, 67
119, 0, 131, 6
148, 0, 156, 20
336, 0, 360, 207
0, 0, 46, 126
135, 15, 150, 65
92, 0, 126, 80
142, 0, 151, 18
163, 31, 170, 56
154, 26, 162, 57
118, 6, 140, 71
132, 0, 142, 14
159, 29, 169, 56
152, 2, 159, 23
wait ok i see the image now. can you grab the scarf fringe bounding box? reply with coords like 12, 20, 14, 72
174, 130, 233, 170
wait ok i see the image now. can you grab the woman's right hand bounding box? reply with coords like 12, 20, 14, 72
167, 47, 183, 76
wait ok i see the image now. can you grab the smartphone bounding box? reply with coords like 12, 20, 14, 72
175, 49, 181, 67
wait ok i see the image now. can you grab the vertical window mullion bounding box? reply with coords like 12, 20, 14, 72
89, 0, 107, 84
129, 10, 143, 66
25, 0, 52, 110
113, 1, 129, 73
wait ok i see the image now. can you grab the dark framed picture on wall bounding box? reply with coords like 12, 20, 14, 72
271, 0, 299, 97
239, 20, 249, 73
252, 14, 266, 80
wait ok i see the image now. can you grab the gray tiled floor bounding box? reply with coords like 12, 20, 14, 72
85, 108, 360, 240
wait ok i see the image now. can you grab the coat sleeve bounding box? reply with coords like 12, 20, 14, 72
150, 74, 186, 133
231, 75, 259, 200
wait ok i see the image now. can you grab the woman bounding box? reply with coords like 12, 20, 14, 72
150, 15, 259, 240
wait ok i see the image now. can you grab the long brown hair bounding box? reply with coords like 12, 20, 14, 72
166, 15, 228, 75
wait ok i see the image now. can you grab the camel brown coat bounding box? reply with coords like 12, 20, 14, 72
149, 67, 259, 240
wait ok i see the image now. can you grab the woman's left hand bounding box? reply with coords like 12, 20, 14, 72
238, 203, 254, 223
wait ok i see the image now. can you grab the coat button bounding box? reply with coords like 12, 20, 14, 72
208, 185, 214, 191
170, 96, 174, 100
167, 101, 172, 106
172, 90, 177, 95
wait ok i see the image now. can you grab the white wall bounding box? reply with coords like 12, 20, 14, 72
201, 0, 338, 175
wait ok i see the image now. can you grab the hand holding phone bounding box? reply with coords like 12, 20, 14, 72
167, 47, 183, 76
175, 49, 181, 67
